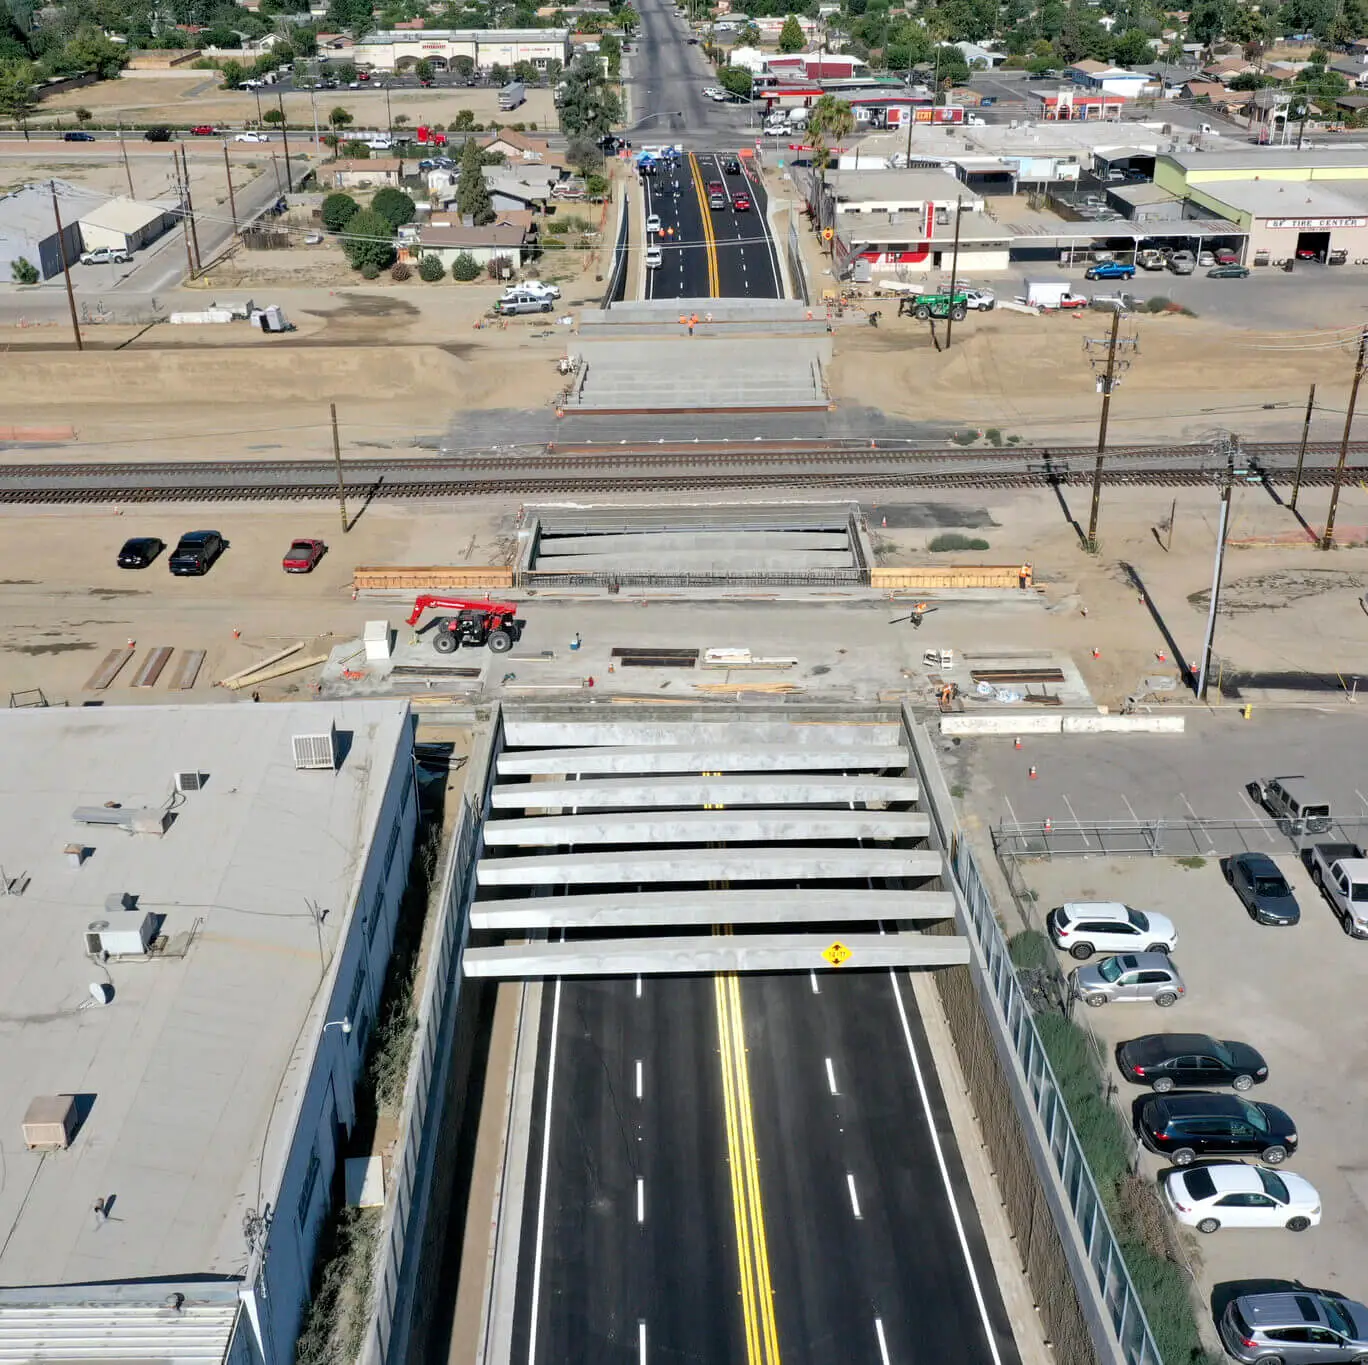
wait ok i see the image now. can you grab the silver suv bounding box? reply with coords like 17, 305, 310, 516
1247, 776, 1333, 835
1070, 951, 1185, 1008
1219, 1289, 1368, 1363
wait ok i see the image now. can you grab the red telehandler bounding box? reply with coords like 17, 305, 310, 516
404, 595, 524, 654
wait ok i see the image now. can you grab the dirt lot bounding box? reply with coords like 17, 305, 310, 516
0, 149, 269, 213
39, 77, 559, 133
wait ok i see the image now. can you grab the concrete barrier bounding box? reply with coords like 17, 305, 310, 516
940, 714, 1063, 737
352, 566, 515, 591
1061, 715, 1185, 734
872, 564, 1033, 590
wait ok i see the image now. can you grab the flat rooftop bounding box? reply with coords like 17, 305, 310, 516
1194, 177, 1368, 217
0, 700, 410, 1290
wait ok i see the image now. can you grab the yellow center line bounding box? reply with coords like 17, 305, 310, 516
689, 151, 721, 297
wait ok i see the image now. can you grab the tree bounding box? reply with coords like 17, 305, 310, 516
263, 106, 284, 123
457, 135, 495, 224
807, 92, 853, 189
599, 32, 621, 78
321, 191, 360, 230
371, 185, 416, 228
219, 58, 245, 88
10, 255, 38, 283
718, 64, 752, 99
450, 107, 475, 130
490, 61, 508, 85
558, 54, 621, 139
329, 105, 353, 128
452, 54, 475, 78
341, 206, 396, 271
778, 14, 805, 51
566, 136, 603, 173
450, 250, 481, 280
585, 170, 608, 199
393, 112, 410, 126
341, 139, 371, 156
326, 0, 373, 38
618, 5, 638, 35
414, 57, 433, 80
513, 58, 538, 81
0, 59, 37, 141
418, 252, 445, 280
74, 105, 91, 125
1110, 26, 1153, 64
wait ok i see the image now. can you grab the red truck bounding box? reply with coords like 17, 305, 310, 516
416, 124, 447, 146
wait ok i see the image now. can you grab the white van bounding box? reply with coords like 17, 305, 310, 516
644, 245, 663, 268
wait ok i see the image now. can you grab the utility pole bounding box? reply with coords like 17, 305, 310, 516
50, 182, 83, 352
223, 142, 239, 234
384, 82, 393, 143
1197, 457, 1235, 701
1322, 327, 1368, 550
179, 144, 202, 273
1085, 309, 1138, 551
944, 196, 964, 350
276, 92, 293, 193
331, 403, 349, 533
1290, 382, 1315, 511
171, 152, 195, 280
116, 117, 135, 199
270, 151, 283, 195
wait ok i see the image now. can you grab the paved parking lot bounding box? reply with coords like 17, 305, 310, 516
1016, 851, 1368, 1351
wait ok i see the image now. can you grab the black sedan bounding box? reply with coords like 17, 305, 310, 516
64, 130, 96, 141
1136, 1092, 1297, 1165
1207, 264, 1250, 279
1116, 1032, 1268, 1092
117, 536, 165, 569
1224, 851, 1301, 924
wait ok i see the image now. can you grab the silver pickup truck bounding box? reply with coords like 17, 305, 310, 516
1302, 841, 1368, 938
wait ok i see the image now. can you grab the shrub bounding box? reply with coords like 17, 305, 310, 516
949, 429, 978, 446
359, 262, 380, 280
418, 254, 445, 281
320, 192, 359, 232
928, 532, 990, 552
341, 208, 396, 272
371, 186, 416, 230
390, 261, 411, 281
1142, 296, 1169, 313
10, 256, 39, 285
984, 427, 1002, 446
450, 251, 481, 281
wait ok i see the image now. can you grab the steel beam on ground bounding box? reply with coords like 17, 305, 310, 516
468, 889, 956, 930
490, 775, 923, 809
495, 744, 911, 776
476, 846, 943, 887
461, 932, 970, 977
482, 810, 931, 847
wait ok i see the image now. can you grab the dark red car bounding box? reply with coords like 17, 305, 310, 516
733, 191, 751, 211
190, 124, 217, 136
282, 538, 326, 573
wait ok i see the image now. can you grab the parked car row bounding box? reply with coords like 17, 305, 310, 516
116, 533, 327, 575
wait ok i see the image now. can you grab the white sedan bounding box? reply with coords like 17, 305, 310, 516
701, 85, 720, 98
645, 213, 661, 235
1162, 1162, 1321, 1233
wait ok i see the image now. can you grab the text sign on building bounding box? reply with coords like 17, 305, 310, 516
1266, 217, 1367, 229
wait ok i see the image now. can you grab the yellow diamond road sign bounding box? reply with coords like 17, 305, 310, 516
823, 941, 852, 968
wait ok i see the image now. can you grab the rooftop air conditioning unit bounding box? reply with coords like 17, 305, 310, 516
175, 771, 204, 794
85, 913, 156, 959
293, 721, 338, 772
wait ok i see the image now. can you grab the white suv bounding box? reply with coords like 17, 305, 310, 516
504, 280, 560, 301
1046, 901, 1178, 960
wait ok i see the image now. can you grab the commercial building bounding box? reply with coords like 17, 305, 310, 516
1155, 147, 1368, 263
78, 197, 178, 255
1036, 88, 1126, 120
0, 700, 417, 1365
353, 28, 570, 73
0, 180, 104, 280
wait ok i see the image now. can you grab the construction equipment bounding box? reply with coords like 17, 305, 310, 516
405, 595, 525, 655
897, 292, 968, 322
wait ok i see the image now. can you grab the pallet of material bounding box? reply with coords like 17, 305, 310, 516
701, 648, 798, 670
390, 665, 483, 679
132, 647, 174, 688
610, 648, 698, 659
85, 645, 135, 691
970, 668, 1065, 684
611, 648, 699, 668
166, 650, 205, 691
692, 681, 803, 695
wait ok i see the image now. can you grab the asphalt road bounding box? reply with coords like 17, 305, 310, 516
513, 963, 1021, 1365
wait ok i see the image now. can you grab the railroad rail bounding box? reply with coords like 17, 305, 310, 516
0, 440, 1363, 503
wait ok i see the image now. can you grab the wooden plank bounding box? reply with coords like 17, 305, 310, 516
167, 649, 206, 691
85, 646, 135, 692
132, 647, 174, 688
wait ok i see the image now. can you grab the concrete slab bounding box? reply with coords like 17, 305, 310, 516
528, 552, 855, 572
495, 745, 911, 776
489, 775, 922, 808
536, 532, 852, 556
468, 889, 955, 930
461, 932, 970, 977
500, 720, 903, 747
482, 809, 931, 846
475, 847, 943, 886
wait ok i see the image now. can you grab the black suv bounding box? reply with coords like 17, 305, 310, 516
1136, 1092, 1297, 1165
169, 530, 227, 576
117, 536, 164, 569
1117, 1033, 1268, 1092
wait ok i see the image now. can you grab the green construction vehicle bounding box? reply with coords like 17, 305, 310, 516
897, 291, 969, 322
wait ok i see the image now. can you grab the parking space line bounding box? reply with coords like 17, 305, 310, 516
1238, 788, 1279, 843
1060, 793, 1089, 846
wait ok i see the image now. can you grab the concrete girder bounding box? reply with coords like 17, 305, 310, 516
481, 810, 931, 847
490, 776, 922, 809
495, 745, 911, 777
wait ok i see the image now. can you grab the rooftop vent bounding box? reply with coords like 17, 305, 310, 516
293, 721, 338, 772
22, 1095, 78, 1151
175, 771, 204, 794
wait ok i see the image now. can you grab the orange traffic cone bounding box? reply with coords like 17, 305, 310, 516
1028, 765, 1038, 779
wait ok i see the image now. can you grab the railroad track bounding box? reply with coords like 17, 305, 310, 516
0, 440, 1363, 503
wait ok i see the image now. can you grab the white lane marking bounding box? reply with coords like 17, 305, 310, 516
1238, 788, 1278, 844
874, 1317, 892, 1365
637, 1177, 645, 1223
1180, 790, 1202, 822
635, 1058, 643, 1099
1121, 792, 1142, 822
846, 1172, 863, 1220
638, 1321, 647, 1365
1356, 787, 1368, 812
526, 968, 564, 1365
809, 969, 820, 995
888, 970, 1004, 1365
635, 974, 643, 998
1002, 793, 1023, 830
825, 1056, 839, 1095
1060, 792, 1089, 846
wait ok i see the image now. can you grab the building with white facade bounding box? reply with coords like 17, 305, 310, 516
353, 28, 569, 72
0, 700, 417, 1365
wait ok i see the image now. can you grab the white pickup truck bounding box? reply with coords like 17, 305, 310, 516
1302, 841, 1368, 938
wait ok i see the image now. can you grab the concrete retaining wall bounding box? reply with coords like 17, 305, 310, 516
941, 713, 1186, 737
1061, 715, 1185, 734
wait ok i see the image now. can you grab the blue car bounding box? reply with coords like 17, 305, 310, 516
1085, 261, 1136, 280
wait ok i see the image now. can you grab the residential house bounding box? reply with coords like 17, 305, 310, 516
331, 158, 402, 188
1181, 79, 1231, 102
1067, 61, 1153, 96
1137, 61, 1201, 96
1202, 55, 1257, 80
480, 129, 570, 173
953, 41, 1006, 68
486, 166, 559, 211
1330, 56, 1368, 88
413, 222, 528, 270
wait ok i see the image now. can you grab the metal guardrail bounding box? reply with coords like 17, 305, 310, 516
907, 714, 1161, 1365
992, 816, 1368, 859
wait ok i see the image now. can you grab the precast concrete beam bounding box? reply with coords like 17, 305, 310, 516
496, 745, 911, 777
482, 809, 931, 846
490, 775, 922, 810
499, 721, 903, 748
527, 552, 855, 572
476, 847, 943, 886
535, 532, 852, 556
462, 933, 971, 977
469, 889, 956, 930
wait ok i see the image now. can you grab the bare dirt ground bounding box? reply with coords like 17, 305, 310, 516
39, 78, 559, 133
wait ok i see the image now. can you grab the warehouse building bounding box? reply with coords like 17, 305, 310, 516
78, 197, 178, 255
0, 700, 417, 1365
0, 180, 104, 280
353, 27, 569, 72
